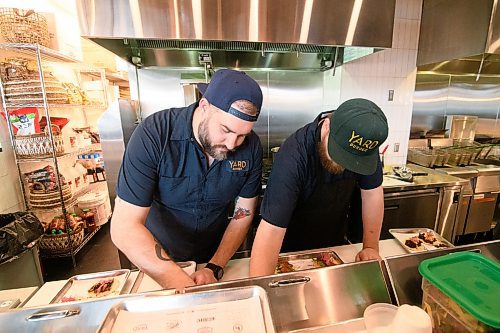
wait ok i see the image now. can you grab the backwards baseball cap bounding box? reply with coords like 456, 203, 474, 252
328, 98, 388, 175
202, 69, 263, 122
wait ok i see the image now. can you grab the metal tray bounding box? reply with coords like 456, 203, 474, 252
129, 262, 197, 294
389, 228, 454, 253
276, 250, 343, 273
96, 286, 276, 333
50, 269, 131, 304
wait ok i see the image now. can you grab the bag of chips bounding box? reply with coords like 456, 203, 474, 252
1, 107, 40, 135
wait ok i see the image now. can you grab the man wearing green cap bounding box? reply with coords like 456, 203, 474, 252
250, 98, 389, 276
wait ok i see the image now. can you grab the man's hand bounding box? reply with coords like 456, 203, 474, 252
191, 268, 218, 285
355, 247, 381, 262
170, 273, 196, 291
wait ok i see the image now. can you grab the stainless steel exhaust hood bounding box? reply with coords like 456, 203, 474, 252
417, 0, 500, 75
76, 0, 396, 70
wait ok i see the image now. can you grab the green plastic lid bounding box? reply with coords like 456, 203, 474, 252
419, 252, 500, 329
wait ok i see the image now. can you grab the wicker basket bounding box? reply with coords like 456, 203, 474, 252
29, 183, 73, 209
39, 226, 84, 255
15, 124, 64, 158
0, 8, 49, 46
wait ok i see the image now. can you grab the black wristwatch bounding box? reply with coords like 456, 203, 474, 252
205, 263, 224, 280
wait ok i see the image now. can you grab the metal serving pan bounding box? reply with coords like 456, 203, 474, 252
50, 269, 131, 304
276, 250, 343, 273
96, 286, 276, 333
129, 262, 197, 294
389, 228, 454, 253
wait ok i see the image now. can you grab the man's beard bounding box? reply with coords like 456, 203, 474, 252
198, 117, 232, 160
318, 141, 345, 174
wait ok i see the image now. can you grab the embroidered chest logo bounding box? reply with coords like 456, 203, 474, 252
228, 160, 249, 172
348, 130, 379, 152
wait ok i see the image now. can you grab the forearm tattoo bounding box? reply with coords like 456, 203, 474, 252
233, 207, 251, 220
155, 241, 172, 261
233, 197, 252, 220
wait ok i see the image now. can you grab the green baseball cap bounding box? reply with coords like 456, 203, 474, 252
328, 98, 388, 175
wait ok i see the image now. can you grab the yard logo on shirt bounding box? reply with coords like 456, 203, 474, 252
348, 130, 379, 152
228, 160, 249, 172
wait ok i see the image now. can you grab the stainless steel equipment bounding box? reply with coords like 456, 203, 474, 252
76, 0, 396, 70
192, 260, 391, 332
417, 0, 500, 72
97, 99, 139, 208
412, 0, 500, 138
383, 240, 500, 306
445, 115, 478, 144
97, 286, 276, 333
0, 241, 499, 332
465, 164, 500, 234
436, 164, 500, 238
381, 189, 440, 239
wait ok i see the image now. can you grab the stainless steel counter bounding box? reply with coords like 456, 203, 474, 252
383, 164, 469, 193
0, 240, 498, 332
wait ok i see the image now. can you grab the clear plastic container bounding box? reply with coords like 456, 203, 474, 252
419, 253, 500, 333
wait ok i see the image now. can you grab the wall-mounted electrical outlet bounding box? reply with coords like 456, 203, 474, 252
388, 90, 394, 101
394, 143, 400, 152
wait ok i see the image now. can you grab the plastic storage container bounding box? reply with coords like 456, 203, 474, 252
418, 252, 500, 333
77, 191, 110, 226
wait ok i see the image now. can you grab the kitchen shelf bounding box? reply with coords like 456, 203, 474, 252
28, 182, 107, 213
1, 43, 111, 268
4, 103, 107, 109
0, 43, 80, 64
39, 225, 103, 259
16, 144, 101, 163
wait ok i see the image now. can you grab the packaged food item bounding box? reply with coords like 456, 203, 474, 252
39, 116, 70, 131
1, 107, 40, 135
24, 165, 60, 192
81, 209, 96, 231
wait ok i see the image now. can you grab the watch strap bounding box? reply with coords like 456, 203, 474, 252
205, 262, 224, 280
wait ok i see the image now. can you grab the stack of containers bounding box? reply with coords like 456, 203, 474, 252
418, 252, 499, 332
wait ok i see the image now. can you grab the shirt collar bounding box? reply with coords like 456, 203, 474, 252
170, 101, 199, 141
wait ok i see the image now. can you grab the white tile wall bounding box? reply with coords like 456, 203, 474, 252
335, 0, 423, 166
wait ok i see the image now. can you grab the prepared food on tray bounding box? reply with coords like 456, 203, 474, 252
88, 278, 119, 298
59, 277, 121, 303
275, 251, 342, 273
391, 229, 452, 253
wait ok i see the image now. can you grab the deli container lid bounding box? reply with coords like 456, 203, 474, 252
419, 252, 500, 328
77, 191, 107, 206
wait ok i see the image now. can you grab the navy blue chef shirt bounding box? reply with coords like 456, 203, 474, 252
116, 102, 263, 263
260, 112, 383, 228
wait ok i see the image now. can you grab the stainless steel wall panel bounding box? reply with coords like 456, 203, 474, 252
133, 69, 326, 158
446, 76, 500, 118
412, 74, 450, 132
267, 72, 324, 150
245, 72, 270, 157
98, 100, 139, 207
412, 73, 500, 137
136, 69, 185, 119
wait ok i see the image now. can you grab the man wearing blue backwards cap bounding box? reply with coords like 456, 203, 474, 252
250, 98, 388, 276
112, 69, 263, 290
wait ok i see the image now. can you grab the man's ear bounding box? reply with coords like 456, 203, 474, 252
322, 117, 330, 135
199, 98, 209, 110
324, 117, 330, 129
